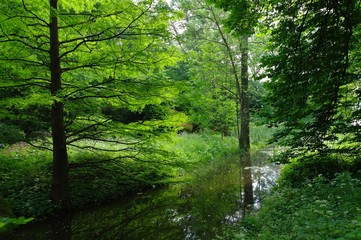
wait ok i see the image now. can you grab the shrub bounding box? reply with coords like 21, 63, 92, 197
277, 154, 361, 187
218, 172, 361, 239
167, 131, 239, 164
0, 149, 54, 218
0, 123, 25, 145
0, 216, 34, 237
250, 124, 277, 149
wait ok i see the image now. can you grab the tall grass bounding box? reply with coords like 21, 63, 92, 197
250, 124, 277, 149
0, 131, 241, 218
166, 131, 239, 163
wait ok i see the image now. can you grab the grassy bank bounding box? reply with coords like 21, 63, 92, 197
218, 156, 361, 240
0, 132, 238, 221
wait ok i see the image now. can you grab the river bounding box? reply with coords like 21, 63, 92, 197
8, 148, 279, 240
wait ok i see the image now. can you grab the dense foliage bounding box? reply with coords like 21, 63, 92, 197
262, 0, 361, 160
207, 0, 361, 239
1, 0, 360, 238
0, 132, 238, 218
0, 0, 184, 211
0, 0, 180, 139
218, 172, 361, 240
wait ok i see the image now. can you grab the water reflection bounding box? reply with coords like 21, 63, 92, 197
9, 151, 279, 240
252, 149, 280, 209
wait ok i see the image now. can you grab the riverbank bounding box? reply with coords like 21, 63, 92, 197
218, 158, 361, 239
0, 131, 239, 234
1, 125, 277, 237
4, 144, 278, 240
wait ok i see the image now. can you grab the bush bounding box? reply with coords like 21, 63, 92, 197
250, 124, 277, 149
165, 131, 239, 165
0, 149, 54, 218
0, 146, 174, 217
278, 154, 361, 187
68, 152, 173, 207
0, 216, 34, 237
218, 172, 361, 239
0, 123, 25, 145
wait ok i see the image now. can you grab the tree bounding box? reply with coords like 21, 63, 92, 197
207, 0, 268, 206
262, 0, 361, 160
0, 0, 179, 212
169, 0, 239, 135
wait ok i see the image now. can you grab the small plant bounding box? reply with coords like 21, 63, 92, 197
217, 172, 361, 239
0, 216, 34, 236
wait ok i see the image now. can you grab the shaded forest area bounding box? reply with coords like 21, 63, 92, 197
1, 0, 361, 239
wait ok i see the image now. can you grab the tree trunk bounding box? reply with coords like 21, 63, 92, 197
239, 35, 253, 207
49, 0, 72, 213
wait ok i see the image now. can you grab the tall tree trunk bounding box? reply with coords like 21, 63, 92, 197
49, 0, 72, 213
208, 5, 254, 207
239, 35, 253, 207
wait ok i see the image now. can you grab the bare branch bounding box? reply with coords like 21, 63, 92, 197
67, 94, 128, 101
68, 156, 131, 169
0, 82, 49, 89
68, 136, 143, 146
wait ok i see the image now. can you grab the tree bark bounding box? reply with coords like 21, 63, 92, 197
49, 0, 72, 213
239, 35, 253, 207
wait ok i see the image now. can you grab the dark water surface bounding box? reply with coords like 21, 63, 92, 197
9, 149, 279, 240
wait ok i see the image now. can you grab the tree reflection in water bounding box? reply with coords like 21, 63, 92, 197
10, 151, 279, 240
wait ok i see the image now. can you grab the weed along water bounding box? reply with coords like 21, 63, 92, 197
9, 150, 279, 240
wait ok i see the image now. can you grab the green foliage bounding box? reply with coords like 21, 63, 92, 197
68, 150, 175, 207
165, 132, 239, 167
102, 104, 170, 124
207, 0, 263, 36
0, 131, 238, 218
261, 0, 361, 157
218, 172, 361, 239
278, 154, 361, 187
0, 149, 54, 217
0, 123, 25, 145
0, 0, 182, 200
171, 0, 242, 134
0, 143, 176, 217
250, 124, 277, 149
0, 216, 33, 235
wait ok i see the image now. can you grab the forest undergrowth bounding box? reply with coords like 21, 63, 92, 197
218, 154, 361, 240
0, 131, 239, 234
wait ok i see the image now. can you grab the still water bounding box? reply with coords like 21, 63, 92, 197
9, 149, 279, 240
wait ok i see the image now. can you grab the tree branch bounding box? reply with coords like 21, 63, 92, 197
22, 0, 49, 27
59, 5, 152, 59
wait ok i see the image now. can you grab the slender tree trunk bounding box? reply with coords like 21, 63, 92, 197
49, 0, 72, 213
208, 5, 254, 208
239, 35, 253, 207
